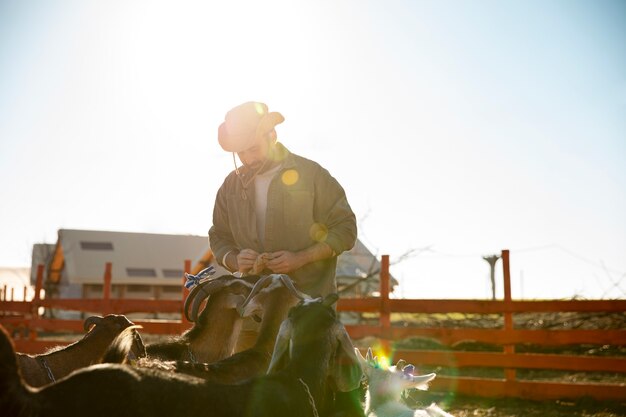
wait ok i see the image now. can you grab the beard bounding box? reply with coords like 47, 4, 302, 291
240, 142, 277, 173
244, 160, 265, 172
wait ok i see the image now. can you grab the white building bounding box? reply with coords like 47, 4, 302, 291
30, 229, 397, 303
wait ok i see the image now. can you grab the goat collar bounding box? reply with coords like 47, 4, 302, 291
298, 378, 319, 417
187, 345, 197, 364
38, 356, 56, 383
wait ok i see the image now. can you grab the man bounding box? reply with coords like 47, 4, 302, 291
209, 103, 361, 416
209, 101, 357, 299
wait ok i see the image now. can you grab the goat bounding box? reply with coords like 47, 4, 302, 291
239, 275, 366, 417
140, 274, 302, 383
145, 274, 258, 363
355, 348, 454, 417
262, 293, 364, 417
15, 314, 145, 387
0, 294, 362, 417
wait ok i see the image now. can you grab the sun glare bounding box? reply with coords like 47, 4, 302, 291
254, 102, 266, 115
370, 345, 393, 370
281, 169, 299, 185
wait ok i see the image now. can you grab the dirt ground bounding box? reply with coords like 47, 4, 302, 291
410, 392, 626, 417
351, 311, 626, 417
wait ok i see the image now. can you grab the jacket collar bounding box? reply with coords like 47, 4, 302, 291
274, 142, 296, 170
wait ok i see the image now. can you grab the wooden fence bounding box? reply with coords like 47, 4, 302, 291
1, 250, 624, 401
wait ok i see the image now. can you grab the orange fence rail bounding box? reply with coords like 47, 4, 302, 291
1, 250, 625, 401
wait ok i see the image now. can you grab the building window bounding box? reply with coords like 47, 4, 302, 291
80, 241, 114, 251
126, 268, 157, 277
162, 286, 182, 293
162, 269, 184, 279
86, 284, 103, 292
84, 284, 103, 298
127, 285, 151, 293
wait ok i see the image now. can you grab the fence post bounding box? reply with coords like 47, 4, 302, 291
502, 249, 516, 384
30, 264, 45, 341
182, 259, 191, 325
33, 265, 44, 304
380, 254, 391, 355
103, 262, 112, 314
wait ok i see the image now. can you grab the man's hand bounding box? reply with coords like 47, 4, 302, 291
266, 250, 306, 274
236, 249, 260, 274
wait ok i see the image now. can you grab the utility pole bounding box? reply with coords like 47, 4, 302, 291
483, 254, 500, 300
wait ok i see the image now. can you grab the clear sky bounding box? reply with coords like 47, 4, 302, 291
0, 0, 624, 300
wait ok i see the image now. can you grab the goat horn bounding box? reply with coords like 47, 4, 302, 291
236, 274, 276, 316
83, 316, 103, 332
183, 277, 219, 322
183, 284, 202, 321
129, 328, 147, 360
277, 274, 312, 301
189, 278, 228, 322
184, 287, 200, 322
322, 293, 339, 307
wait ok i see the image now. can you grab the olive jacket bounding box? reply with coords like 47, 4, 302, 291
209, 143, 357, 297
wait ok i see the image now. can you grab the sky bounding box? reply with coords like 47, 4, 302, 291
0, 0, 624, 300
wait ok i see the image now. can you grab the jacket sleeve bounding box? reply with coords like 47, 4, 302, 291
208, 183, 237, 268
313, 168, 357, 256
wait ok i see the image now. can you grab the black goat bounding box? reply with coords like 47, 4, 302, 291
0, 294, 362, 417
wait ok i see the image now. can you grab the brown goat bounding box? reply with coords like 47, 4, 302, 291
16, 314, 145, 387
145, 274, 260, 363
0, 295, 363, 417
143, 274, 302, 383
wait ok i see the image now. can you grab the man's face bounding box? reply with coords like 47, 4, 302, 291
237, 133, 274, 171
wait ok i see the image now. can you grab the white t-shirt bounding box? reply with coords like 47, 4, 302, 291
254, 164, 282, 246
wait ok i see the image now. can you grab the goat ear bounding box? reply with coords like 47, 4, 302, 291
406, 372, 437, 391
224, 293, 246, 309
353, 347, 373, 378
330, 323, 363, 392
266, 318, 293, 374
83, 316, 103, 332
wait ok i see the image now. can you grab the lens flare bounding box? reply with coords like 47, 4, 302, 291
281, 169, 299, 185
370, 342, 394, 370
309, 223, 328, 242
254, 102, 266, 115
